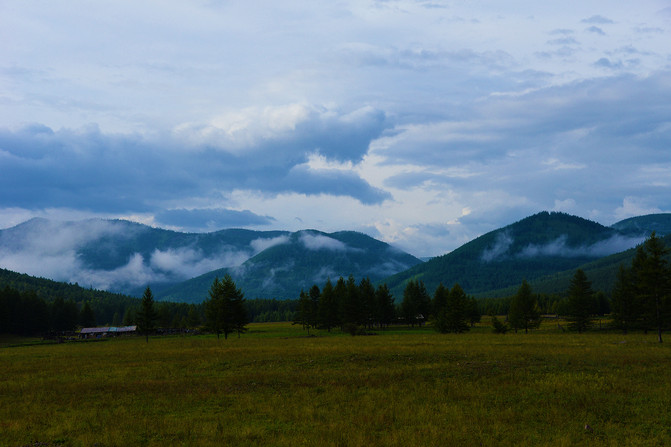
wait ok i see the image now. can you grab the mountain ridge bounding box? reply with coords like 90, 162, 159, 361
383, 211, 651, 298
1, 212, 670, 303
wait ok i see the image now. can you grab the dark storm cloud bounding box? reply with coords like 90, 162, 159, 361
0, 106, 391, 214
155, 208, 275, 230
376, 71, 671, 216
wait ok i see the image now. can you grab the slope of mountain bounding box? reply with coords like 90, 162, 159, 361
611, 213, 671, 236
0, 218, 290, 295
383, 211, 646, 298
157, 230, 423, 303
482, 232, 671, 298
0, 267, 140, 324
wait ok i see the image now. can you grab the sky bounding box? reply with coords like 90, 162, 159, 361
1, 1, 670, 258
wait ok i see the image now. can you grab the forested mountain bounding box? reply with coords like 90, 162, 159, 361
0, 267, 140, 326
157, 230, 422, 303
384, 212, 648, 298
611, 214, 671, 236
2, 212, 669, 306
484, 232, 671, 298
0, 218, 290, 296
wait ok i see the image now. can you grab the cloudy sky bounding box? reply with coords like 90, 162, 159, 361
1, 1, 670, 258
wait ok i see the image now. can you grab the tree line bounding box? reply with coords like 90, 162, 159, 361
491, 233, 670, 341
290, 275, 481, 335
0, 281, 297, 337
2, 233, 668, 342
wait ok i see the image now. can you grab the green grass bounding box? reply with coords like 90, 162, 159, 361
1, 322, 670, 446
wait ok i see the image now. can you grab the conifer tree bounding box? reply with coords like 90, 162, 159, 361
566, 269, 595, 333
359, 277, 376, 329
318, 278, 339, 332
79, 301, 96, 328
610, 265, 638, 334
508, 280, 540, 333
435, 283, 469, 333
136, 286, 158, 342
402, 279, 430, 327
342, 275, 361, 332
432, 283, 449, 318
309, 284, 321, 326
294, 289, 315, 334
636, 232, 670, 343
466, 297, 481, 327
204, 275, 246, 339
374, 283, 395, 329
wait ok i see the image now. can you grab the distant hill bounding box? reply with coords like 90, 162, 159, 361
3, 212, 669, 304
0, 267, 140, 324
157, 229, 422, 303
611, 213, 671, 236
383, 211, 646, 298
0, 218, 290, 296
484, 232, 671, 298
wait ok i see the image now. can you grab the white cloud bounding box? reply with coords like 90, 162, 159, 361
1, 1, 670, 260
250, 235, 290, 253
518, 234, 644, 259
300, 233, 349, 251
614, 197, 664, 222
481, 231, 514, 262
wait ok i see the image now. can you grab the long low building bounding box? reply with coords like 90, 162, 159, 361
80, 326, 137, 338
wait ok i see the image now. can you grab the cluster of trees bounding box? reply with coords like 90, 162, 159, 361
294, 276, 396, 334
402, 280, 480, 333
611, 233, 670, 342
292, 276, 480, 335
495, 271, 608, 334
204, 275, 248, 339
0, 287, 98, 336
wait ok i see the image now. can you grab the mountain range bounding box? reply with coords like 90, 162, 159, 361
1, 212, 670, 303
0, 218, 421, 301
384, 211, 663, 298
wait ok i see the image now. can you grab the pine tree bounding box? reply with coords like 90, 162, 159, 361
374, 283, 395, 329
294, 290, 315, 334
342, 275, 361, 333
318, 278, 339, 332
435, 283, 469, 333
432, 283, 449, 318
402, 279, 430, 327
334, 276, 347, 330
637, 232, 670, 343
466, 297, 481, 327
309, 284, 321, 329
508, 280, 540, 333
610, 265, 638, 334
566, 269, 595, 333
79, 301, 96, 328
205, 277, 234, 339
136, 287, 158, 342
359, 277, 376, 329
228, 277, 248, 338
186, 306, 201, 328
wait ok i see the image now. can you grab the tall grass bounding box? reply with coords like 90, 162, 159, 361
1, 322, 670, 446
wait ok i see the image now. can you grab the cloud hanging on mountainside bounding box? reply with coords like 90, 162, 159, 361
481, 232, 645, 262
0, 220, 282, 292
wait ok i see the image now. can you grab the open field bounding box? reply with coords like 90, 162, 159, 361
1, 321, 671, 446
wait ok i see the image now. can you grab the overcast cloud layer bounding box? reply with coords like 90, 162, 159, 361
1, 1, 670, 257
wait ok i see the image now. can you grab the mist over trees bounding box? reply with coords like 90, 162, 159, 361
2, 232, 670, 343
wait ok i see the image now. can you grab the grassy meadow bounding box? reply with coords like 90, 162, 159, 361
1, 321, 671, 446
